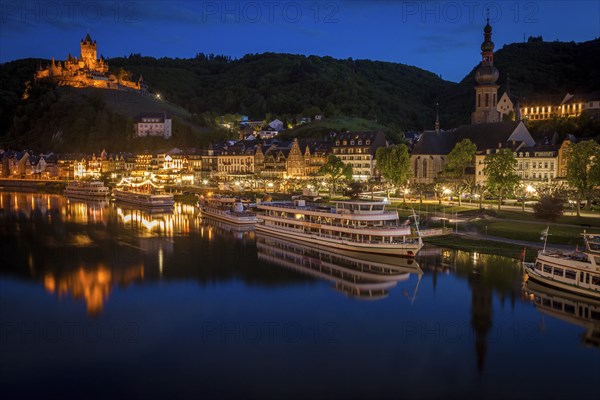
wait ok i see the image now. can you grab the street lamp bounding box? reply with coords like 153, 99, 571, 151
443, 188, 452, 203
522, 184, 535, 211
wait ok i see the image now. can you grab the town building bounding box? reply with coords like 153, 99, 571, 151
520, 92, 600, 121
331, 131, 387, 181
134, 113, 172, 139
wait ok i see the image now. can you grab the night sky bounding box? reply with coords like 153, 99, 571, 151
1, 0, 599, 82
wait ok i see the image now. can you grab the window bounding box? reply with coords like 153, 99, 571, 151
485, 93, 489, 107
543, 265, 552, 273
358, 140, 362, 145
350, 141, 354, 145
565, 270, 576, 280
366, 140, 370, 145
336, 141, 340, 146
553, 267, 563, 277
343, 141, 347, 145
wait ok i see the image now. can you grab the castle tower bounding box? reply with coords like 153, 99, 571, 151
471, 17, 501, 124
80, 33, 97, 70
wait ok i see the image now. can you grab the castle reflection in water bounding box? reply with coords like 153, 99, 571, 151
1, 191, 598, 357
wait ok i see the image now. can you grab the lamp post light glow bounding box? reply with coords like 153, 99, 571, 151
522, 184, 536, 211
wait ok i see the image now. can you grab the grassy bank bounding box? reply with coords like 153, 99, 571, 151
424, 236, 536, 262
470, 220, 599, 246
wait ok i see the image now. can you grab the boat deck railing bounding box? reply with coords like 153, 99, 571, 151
258, 202, 395, 216
259, 214, 411, 233
260, 223, 420, 245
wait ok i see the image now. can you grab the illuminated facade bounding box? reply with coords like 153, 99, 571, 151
134, 113, 172, 139
520, 93, 600, 121
331, 131, 387, 181
35, 33, 145, 91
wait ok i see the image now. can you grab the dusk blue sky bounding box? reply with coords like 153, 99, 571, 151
1, 0, 599, 82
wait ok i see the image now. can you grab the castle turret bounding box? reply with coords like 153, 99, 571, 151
80, 33, 97, 69
471, 16, 501, 125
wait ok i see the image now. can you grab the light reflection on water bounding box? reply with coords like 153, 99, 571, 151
0, 191, 598, 399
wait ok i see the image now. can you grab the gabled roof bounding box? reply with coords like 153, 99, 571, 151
411, 131, 457, 155
453, 121, 524, 150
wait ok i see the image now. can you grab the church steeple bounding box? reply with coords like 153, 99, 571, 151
471, 14, 501, 125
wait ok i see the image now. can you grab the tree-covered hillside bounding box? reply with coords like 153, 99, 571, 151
1, 38, 599, 151
444, 38, 600, 127
108, 52, 455, 131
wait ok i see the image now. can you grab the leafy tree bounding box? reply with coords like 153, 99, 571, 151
409, 182, 429, 204
443, 139, 476, 206
345, 181, 365, 198
483, 148, 520, 210
533, 194, 564, 222
565, 140, 600, 216
376, 144, 411, 201
318, 154, 352, 196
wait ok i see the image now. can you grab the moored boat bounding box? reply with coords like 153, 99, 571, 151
199, 196, 258, 225
112, 178, 174, 211
523, 233, 600, 299
64, 180, 110, 199
255, 199, 423, 257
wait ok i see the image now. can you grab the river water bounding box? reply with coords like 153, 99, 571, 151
0, 192, 598, 399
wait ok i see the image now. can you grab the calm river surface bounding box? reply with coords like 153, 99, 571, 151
0, 192, 598, 399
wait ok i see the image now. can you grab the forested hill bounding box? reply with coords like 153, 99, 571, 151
107, 52, 455, 130
444, 38, 600, 127
1, 38, 599, 151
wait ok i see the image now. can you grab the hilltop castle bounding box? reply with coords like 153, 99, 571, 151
35, 33, 146, 92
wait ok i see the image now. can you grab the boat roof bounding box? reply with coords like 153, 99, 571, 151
332, 200, 386, 205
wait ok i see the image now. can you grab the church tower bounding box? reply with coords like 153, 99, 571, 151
471, 17, 501, 124
80, 33, 97, 70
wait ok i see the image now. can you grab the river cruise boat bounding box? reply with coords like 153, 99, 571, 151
112, 178, 174, 211
256, 233, 422, 300
64, 181, 110, 199
199, 197, 258, 225
524, 233, 600, 300
255, 200, 423, 257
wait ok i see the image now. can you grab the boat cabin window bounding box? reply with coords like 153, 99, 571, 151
543, 265, 552, 273
553, 267, 563, 277
564, 270, 576, 280
592, 276, 600, 286
564, 304, 575, 314
534, 262, 542, 270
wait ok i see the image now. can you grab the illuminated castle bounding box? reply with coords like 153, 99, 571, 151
35, 33, 146, 92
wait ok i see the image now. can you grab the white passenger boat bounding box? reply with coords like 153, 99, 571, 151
255, 200, 423, 257
64, 180, 110, 199
112, 178, 174, 211
199, 197, 258, 225
256, 233, 422, 300
524, 233, 600, 299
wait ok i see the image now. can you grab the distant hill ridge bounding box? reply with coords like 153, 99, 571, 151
1, 38, 598, 151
